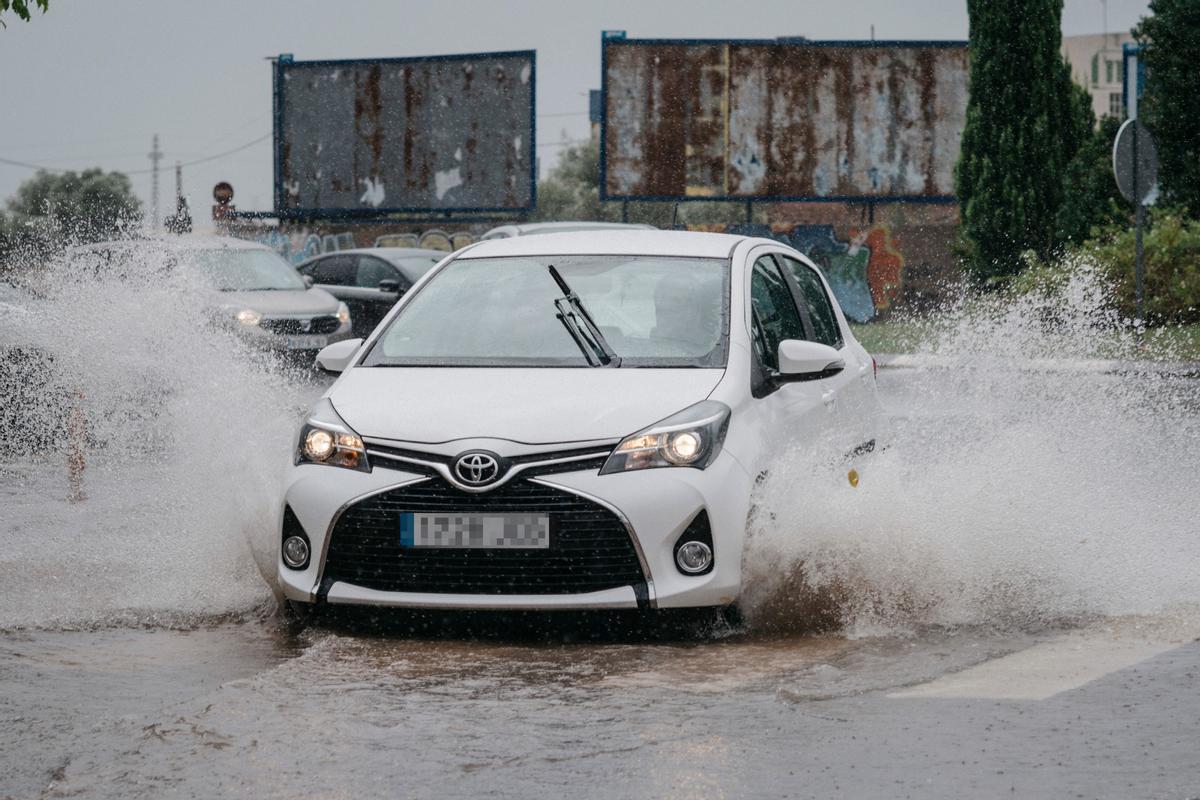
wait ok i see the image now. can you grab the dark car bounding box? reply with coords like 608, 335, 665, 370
296, 248, 445, 337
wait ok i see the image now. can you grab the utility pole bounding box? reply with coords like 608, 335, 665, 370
175, 160, 183, 208
148, 134, 163, 230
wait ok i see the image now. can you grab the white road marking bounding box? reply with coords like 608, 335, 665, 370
889, 622, 1199, 701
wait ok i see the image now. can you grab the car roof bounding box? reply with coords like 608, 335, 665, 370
458, 230, 753, 260
297, 247, 447, 267
483, 221, 657, 238
338, 247, 447, 260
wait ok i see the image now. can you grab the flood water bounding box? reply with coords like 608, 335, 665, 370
3, 267, 1200, 797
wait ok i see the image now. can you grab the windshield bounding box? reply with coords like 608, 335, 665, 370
187, 249, 307, 291
363, 255, 728, 368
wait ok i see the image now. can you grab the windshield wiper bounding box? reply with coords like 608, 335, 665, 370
547, 265, 621, 367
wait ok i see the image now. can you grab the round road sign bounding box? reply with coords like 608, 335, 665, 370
212, 182, 235, 204
1113, 120, 1159, 206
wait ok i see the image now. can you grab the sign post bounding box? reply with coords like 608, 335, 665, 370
1113, 119, 1158, 321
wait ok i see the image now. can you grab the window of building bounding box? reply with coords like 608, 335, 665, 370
1109, 92, 1124, 118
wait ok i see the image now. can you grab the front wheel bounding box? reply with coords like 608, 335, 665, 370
281, 598, 320, 625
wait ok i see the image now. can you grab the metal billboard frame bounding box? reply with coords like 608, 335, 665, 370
273, 49, 537, 220
599, 36, 968, 205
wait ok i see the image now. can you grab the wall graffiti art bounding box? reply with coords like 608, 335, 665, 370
706, 223, 906, 322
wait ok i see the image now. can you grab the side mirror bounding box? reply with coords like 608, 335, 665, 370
377, 279, 400, 294
777, 339, 845, 381
302, 274, 315, 289
315, 338, 363, 374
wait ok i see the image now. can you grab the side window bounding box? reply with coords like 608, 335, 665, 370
777, 256, 844, 349
354, 256, 402, 289
749, 257, 806, 371
301, 256, 355, 286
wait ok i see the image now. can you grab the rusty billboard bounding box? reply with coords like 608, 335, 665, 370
274, 50, 535, 217
601, 38, 968, 202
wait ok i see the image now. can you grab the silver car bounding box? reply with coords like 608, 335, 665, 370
68, 236, 355, 355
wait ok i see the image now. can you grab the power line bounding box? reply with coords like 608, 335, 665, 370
0, 133, 271, 175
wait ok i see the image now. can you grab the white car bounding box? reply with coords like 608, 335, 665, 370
480, 221, 656, 239
277, 231, 881, 616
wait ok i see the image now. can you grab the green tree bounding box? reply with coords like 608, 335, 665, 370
956, 0, 1092, 284
0, 0, 47, 25
532, 138, 618, 223
1054, 115, 1128, 246
0, 168, 141, 268
1134, 0, 1200, 216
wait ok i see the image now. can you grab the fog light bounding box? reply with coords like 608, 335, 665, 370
675, 541, 713, 574
282, 535, 310, 569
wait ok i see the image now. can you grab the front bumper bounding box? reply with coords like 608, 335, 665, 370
277, 449, 753, 611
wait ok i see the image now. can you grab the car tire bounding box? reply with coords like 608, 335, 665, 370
717, 603, 744, 632
282, 598, 320, 624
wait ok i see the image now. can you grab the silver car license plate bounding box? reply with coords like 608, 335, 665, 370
399, 513, 550, 549
284, 335, 328, 350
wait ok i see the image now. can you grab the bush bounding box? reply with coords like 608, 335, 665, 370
1081, 208, 1200, 324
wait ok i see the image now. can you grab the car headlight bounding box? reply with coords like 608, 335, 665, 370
295, 398, 369, 472
601, 400, 730, 475
235, 308, 262, 326
336, 302, 350, 325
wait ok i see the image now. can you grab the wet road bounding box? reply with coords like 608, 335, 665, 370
3, 367, 1200, 799
3, 615, 1199, 798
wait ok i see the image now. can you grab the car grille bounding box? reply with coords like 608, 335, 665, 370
322, 479, 646, 596
367, 442, 612, 480
259, 315, 340, 335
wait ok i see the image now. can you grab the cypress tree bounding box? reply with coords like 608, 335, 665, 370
956, 0, 1089, 283
1135, 0, 1200, 216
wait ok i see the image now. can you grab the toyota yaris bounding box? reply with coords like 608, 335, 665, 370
277, 231, 881, 615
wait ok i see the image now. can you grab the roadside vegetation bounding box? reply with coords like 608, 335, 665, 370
851, 0, 1200, 363
0, 169, 141, 277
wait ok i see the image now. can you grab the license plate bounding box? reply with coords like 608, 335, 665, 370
284, 335, 327, 350
399, 512, 550, 549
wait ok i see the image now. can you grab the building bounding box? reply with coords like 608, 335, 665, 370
1062, 32, 1136, 121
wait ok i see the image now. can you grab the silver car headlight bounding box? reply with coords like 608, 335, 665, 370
235, 308, 262, 326
601, 400, 731, 475
295, 398, 369, 472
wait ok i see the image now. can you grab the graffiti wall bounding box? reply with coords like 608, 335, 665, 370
706, 223, 906, 322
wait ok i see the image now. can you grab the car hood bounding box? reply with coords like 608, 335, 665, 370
220, 288, 339, 316
328, 367, 726, 444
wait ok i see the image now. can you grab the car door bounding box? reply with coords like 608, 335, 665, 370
349, 255, 409, 335
745, 255, 841, 465
298, 254, 356, 305
774, 253, 876, 456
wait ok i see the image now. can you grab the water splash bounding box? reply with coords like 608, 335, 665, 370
743, 264, 1200, 636
0, 240, 312, 630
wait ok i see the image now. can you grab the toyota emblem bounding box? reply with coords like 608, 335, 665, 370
454, 452, 500, 486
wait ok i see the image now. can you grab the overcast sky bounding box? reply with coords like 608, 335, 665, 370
0, 0, 1150, 220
